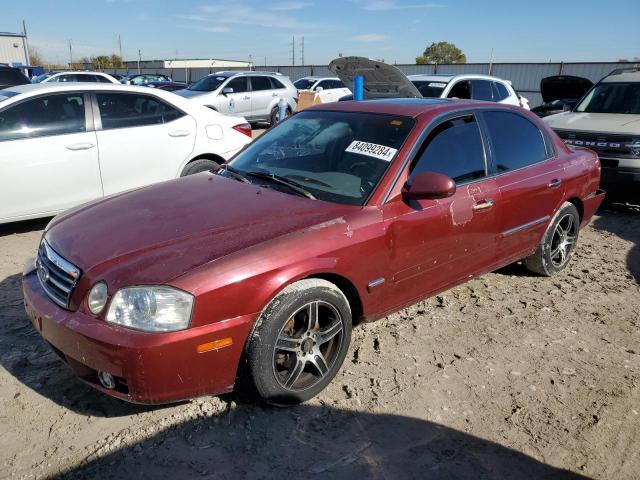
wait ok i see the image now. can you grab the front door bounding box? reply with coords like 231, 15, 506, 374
221, 77, 251, 117
382, 113, 502, 310
0, 92, 102, 221
93, 91, 196, 196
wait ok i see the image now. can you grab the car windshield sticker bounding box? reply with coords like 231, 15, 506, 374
346, 140, 398, 162
428, 82, 447, 88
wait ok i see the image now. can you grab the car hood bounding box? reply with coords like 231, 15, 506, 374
540, 75, 593, 103
174, 88, 210, 98
329, 56, 422, 100
45, 174, 355, 286
544, 111, 640, 135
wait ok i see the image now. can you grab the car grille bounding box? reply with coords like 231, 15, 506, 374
553, 129, 639, 159
36, 240, 81, 309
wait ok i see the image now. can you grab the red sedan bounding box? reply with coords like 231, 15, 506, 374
23, 98, 604, 405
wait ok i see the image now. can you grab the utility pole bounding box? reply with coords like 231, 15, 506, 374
68, 39, 73, 69
291, 36, 295, 66
137, 49, 141, 73
22, 19, 30, 65
300, 37, 304, 66
118, 34, 122, 63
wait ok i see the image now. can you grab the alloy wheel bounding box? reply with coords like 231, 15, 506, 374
272, 301, 344, 391
550, 213, 577, 268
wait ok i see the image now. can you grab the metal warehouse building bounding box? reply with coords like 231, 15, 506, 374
0, 32, 29, 66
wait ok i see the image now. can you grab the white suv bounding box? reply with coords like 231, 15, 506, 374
176, 71, 298, 126
408, 74, 529, 109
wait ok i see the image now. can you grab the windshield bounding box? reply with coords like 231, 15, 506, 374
575, 82, 640, 114
188, 75, 228, 92
225, 110, 415, 205
294, 78, 316, 90
31, 73, 51, 83
411, 80, 447, 98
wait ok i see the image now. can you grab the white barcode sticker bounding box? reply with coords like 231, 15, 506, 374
345, 140, 398, 162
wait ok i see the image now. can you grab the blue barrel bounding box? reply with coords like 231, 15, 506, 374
353, 75, 364, 101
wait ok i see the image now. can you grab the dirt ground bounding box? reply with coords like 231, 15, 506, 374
0, 205, 638, 480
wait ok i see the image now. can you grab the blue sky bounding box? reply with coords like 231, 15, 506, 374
3, 0, 640, 65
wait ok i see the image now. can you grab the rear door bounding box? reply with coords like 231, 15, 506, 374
0, 92, 102, 221
471, 79, 495, 102
93, 91, 196, 195
481, 110, 564, 257
249, 76, 276, 118
383, 113, 502, 310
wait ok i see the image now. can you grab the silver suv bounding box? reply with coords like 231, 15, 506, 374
175, 71, 297, 126
544, 68, 640, 199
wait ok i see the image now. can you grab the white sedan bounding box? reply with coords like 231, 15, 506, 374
39, 71, 120, 84
0, 83, 253, 224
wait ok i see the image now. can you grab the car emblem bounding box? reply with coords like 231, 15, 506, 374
629, 140, 640, 157
37, 261, 50, 283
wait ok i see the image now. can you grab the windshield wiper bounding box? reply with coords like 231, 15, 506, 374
218, 164, 251, 184
245, 170, 316, 199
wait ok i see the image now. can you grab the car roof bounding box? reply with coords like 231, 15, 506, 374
49, 71, 111, 75
407, 73, 510, 83
2, 83, 162, 96
306, 97, 471, 117
602, 70, 640, 83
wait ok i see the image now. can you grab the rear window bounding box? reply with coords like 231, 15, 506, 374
412, 80, 447, 98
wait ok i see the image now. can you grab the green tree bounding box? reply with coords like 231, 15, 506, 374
92, 55, 111, 69
416, 41, 466, 65
110, 54, 123, 67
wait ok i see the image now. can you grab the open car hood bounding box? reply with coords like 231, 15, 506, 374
329, 57, 422, 100
540, 75, 593, 103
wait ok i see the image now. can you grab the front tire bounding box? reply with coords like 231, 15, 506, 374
180, 159, 220, 177
523, 202, 580, 276
247, 279, 352, 405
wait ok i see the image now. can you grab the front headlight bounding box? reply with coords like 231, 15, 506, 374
106, 286, 194, 332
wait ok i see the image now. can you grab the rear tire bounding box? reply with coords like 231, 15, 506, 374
180, 159, 220, 177
247, 279, 352, 406
269, 106, 290, 127
523, 202, 580, 276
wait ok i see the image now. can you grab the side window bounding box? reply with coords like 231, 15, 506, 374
96, 93, 184, 130
270, 77, 285, 89
316, 80, 331, 90
410, 115, 486, 184
59, 75, 75, 82
226, 77, 248, 93
447, 80, 471, 99
0, 94, 86, 141
493, 82, 510, 101
96, 75, 113, 83
471, 80, 494, 101
331, 80, 345, 89
250, 76, 272, 91
484, 111, 547, 172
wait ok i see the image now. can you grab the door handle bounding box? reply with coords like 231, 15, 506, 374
168, 130, 192, 137
66, 142, 95, 151
548, 179, 562, 189
272, 93, 279, 97
472, 199, 494, 211
243, 96, 250, 100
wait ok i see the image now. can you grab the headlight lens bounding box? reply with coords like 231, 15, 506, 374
88, 282, 108, 315
106, 286, 194, 332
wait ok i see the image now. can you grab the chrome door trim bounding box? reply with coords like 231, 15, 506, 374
500, 215, 550, 238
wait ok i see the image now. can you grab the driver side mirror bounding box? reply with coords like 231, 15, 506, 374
222, 87, 234, 96
402, 172, 456, 201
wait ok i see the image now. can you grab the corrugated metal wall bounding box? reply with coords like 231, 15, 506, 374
103, 62, 640, 107
0, 35, 29, 66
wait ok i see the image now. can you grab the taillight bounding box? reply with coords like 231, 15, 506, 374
232, 123, 252, 138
